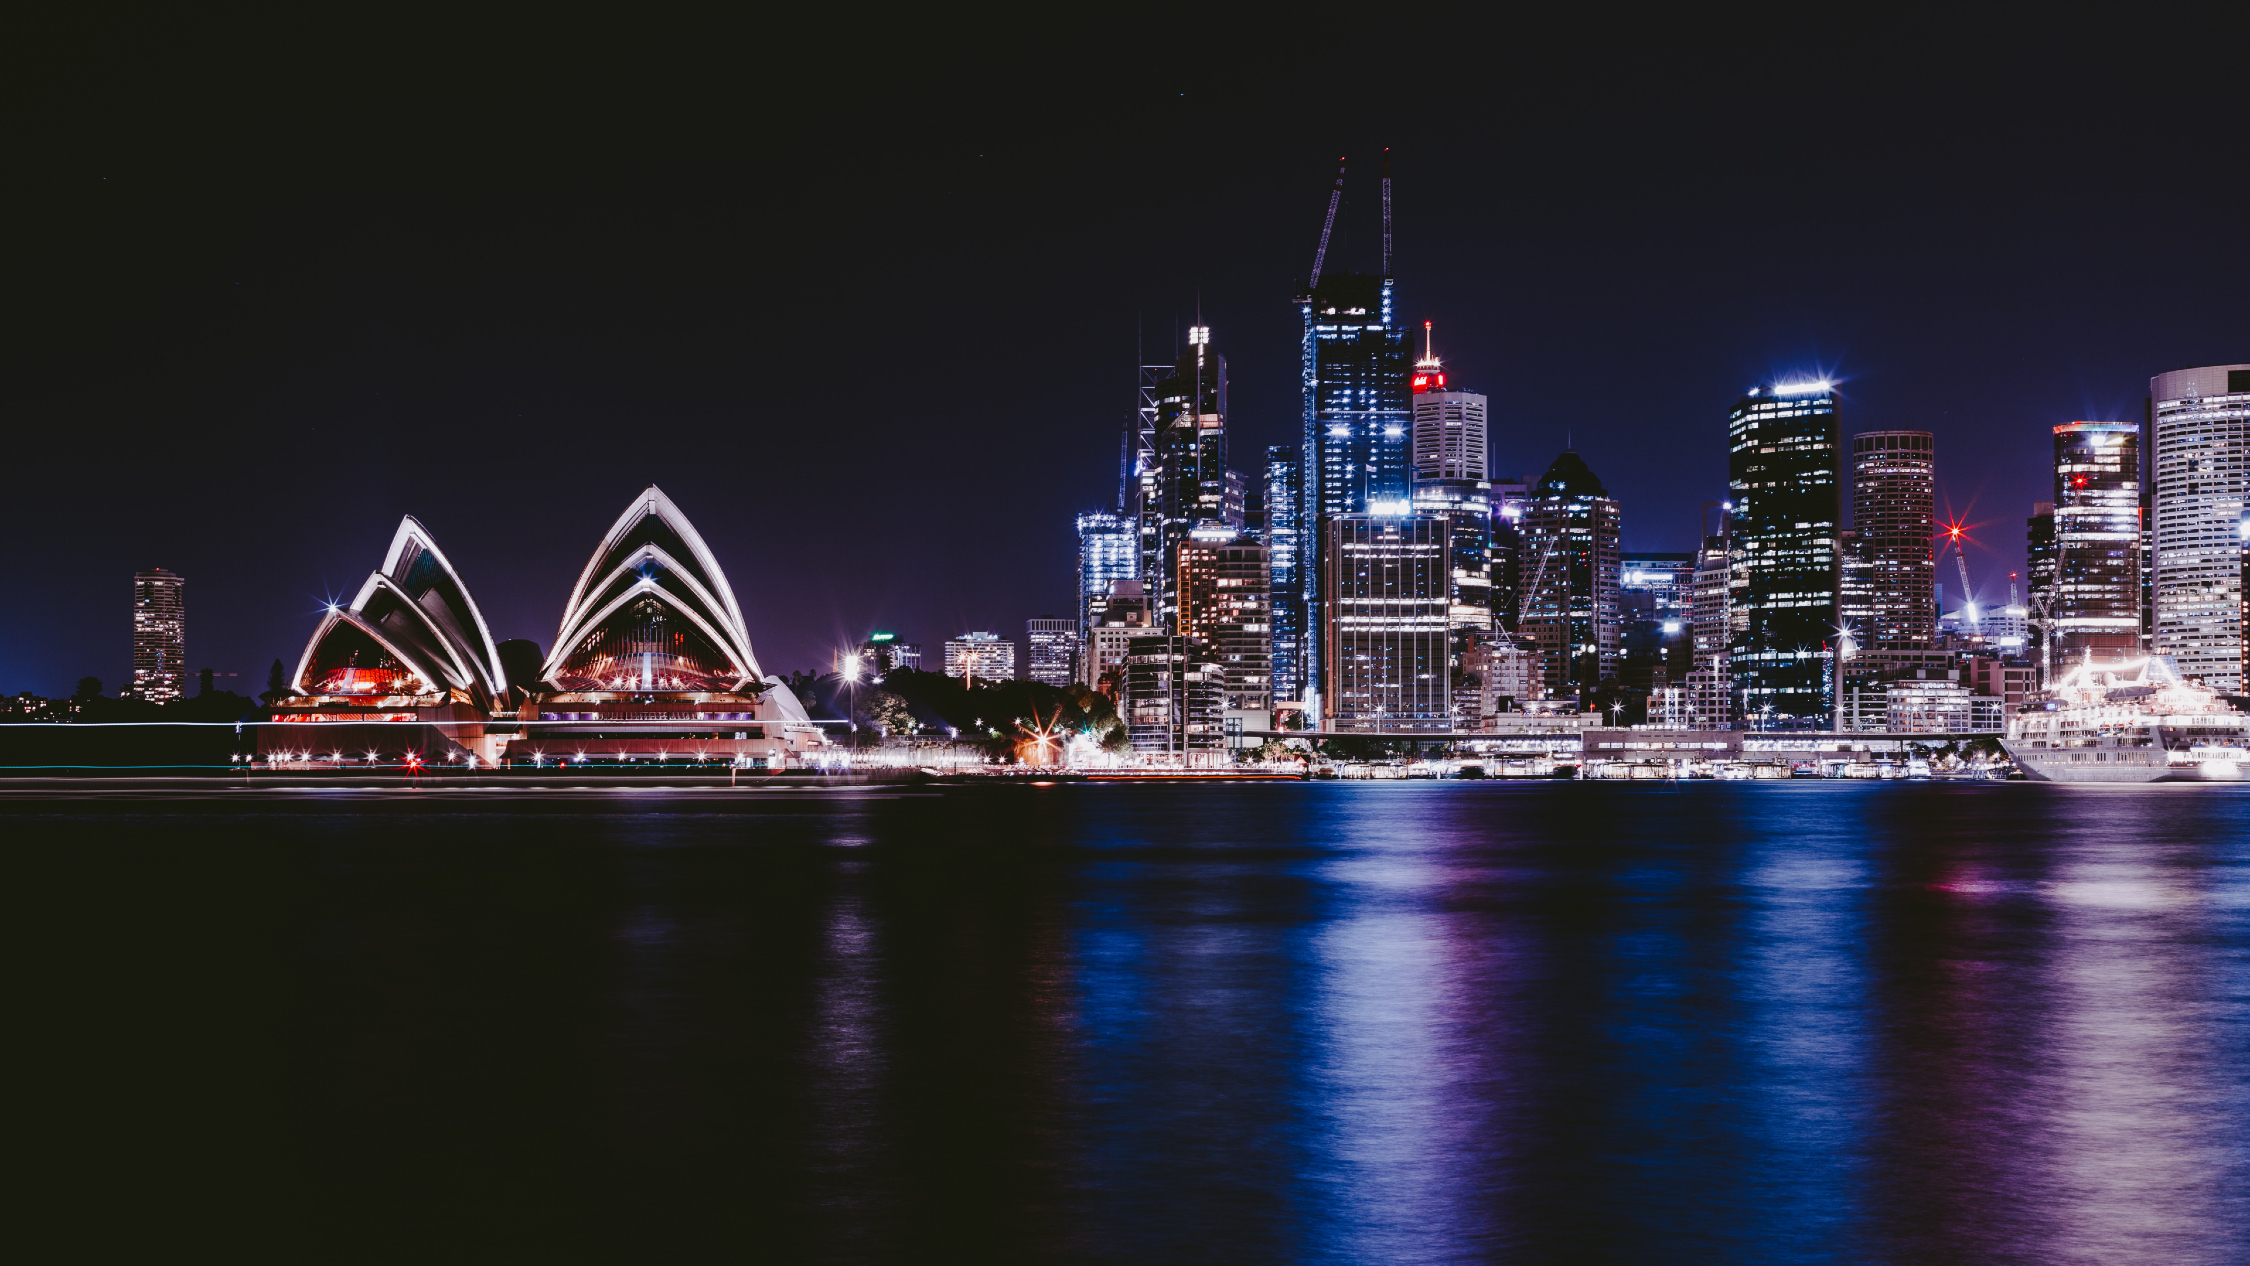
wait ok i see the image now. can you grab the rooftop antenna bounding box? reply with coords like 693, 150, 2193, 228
1307, 158, 1346, 292
1424, 320, 1433, 362
1381, 148, 1393, 279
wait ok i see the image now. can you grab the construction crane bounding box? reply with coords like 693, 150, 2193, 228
2023, 536, 2070, 686
1953, 548, 1978, 629
1940, 521, 1979, 629
1380, 148, 1393, 279
1514, 531, 1561, 631
1306, 158, 1346, 292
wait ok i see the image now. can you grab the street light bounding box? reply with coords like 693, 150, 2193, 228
840, 651, 862, 747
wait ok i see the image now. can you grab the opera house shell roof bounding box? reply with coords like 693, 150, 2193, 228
541, 486, 766, 695
291, 516, 508, 708
285, 487, 807, 732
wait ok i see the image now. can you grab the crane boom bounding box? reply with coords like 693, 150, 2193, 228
1380, 148, 1393, 279
1307, 159, 1346, 292
1516, 532, 1560, 628
1953, 548, 1977, 627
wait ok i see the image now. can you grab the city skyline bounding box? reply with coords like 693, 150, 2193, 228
7, 25, 2248, 698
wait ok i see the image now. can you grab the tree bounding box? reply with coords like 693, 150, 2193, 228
260, 659, 289, 704
73, 676, 103, 700
856, 688, 915, 736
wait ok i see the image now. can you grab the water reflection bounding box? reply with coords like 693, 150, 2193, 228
28, 784, 2244, 1260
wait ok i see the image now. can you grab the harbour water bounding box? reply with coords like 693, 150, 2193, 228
14, 781, 2250, 1262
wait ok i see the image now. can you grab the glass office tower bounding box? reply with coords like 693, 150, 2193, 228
1075, 511, 1137, 646
1299, 272, 1409, 697
1517, 451, 1622, 700
1178, 539, 1273, 715
2045, 421, 2144, 666
1264, 446, 1304, 703
1141, 326, 1232, 632
1849, 430, 1936, 648
2150, 365, 2249, 692
1728, 382, 1843, 729
1321, 513, 1450, 731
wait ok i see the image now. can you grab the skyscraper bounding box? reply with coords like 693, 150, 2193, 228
1177, 539, 1272, 718
1517, 451, 1621, 700
1322, 514, 1450, 731
1075, 511, 1136, 644
1132, 325, 1240, 634
1687, 525, 1736, 728
1081, 579, 1153, 693
1264, 445, 1304, 703
1411, 476, 1493, 724
1849, 430, 1935, 649
1409, 325, 1487, 483
1410, 479, 1494, 633
130, 567, 186, 702
1488, 475, 1530, 630
1619, 551, 1694, 704
2037, 421, 2145, 671
1728, 382, 1842, 728
2150, 365, 2249, 692
1836, 530, 1874, 653
1025, 618, 1077, 688
1300, 271, 1410, 698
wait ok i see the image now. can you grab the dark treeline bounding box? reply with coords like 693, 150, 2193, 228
795, 668, 1129, 755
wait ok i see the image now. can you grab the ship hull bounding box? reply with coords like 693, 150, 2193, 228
2003, 740, 2246, 783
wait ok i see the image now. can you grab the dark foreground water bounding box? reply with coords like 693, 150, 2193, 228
12, 782, 2250, 1262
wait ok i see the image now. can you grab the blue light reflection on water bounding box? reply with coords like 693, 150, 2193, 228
15, 782, 2249, 1262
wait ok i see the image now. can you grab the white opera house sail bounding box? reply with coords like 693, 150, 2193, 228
267, 516, 510, 763
524, 486, 818, 762
264, 490, 820, 770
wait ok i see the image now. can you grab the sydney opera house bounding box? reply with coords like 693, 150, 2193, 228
263, 487, 821, 767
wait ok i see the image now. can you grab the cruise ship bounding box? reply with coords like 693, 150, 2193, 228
2003, 656, 2250, 783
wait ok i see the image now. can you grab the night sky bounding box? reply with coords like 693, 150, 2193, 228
7, 15, 2245, 697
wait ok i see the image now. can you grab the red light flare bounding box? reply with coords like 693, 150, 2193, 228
1932, 512, 1998, 562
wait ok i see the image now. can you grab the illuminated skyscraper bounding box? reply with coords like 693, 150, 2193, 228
1025, 618, 1077, 688
1177, 539, 1272, 715
1620, 551, 1694, 703
1300, 272, 1410, 695
1488, 475, 1530, 630
1687, 527, 1736, 728
1517, 451, 1621, 699
1321, 513, 1450, 731
1139, 326, 1234, 632
1075, 510, 1136, 643
2150, 365, 2249, 692
1728, 382, 1842, 728
1849, 430, 1936, 648
1409, 325, 1487, 483
130, 567, 187, 702
1081, 579, 1153, 693
1411, 478, 1494, 639
1264, 445, 1305, 702
2037, 421, 2145, 669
